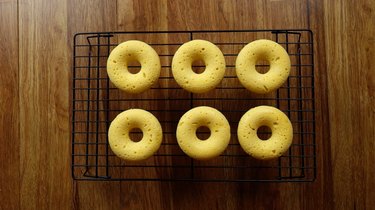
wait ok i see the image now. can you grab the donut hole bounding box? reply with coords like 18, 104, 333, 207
196, 126, 211, 140
128, 60, 141, 74
255, 59, 270, 74
257, 125, 272, 140
192, 59, 206, 74
129, 128, 143, 142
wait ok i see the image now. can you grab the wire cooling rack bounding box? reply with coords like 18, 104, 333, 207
71, 30, 316, 182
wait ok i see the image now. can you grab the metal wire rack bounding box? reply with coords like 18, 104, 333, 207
72, 29, 316, 182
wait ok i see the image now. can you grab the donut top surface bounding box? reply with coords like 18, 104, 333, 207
108, 109, 163, 161
237, 106, 293, 160
176, 106, 231, 160
107, 40, 161, 94
171, 39, 226, 93
236, 39, 291, 94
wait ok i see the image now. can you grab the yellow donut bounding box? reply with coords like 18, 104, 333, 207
237, 106, 293, 160
176, 106, 230, 160
236, 39, 291, 94
108, 109, 163, 161
107, 40, 161, 94
172, 40, 226, 93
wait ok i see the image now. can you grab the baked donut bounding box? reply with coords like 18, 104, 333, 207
107, 40, 161, 94
176, 106, 230, 160
236, 39, 291, 94
237, 106, 293, 160
172, 40, 226, 93
108, 109, 163, 161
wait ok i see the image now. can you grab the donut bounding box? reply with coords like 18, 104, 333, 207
107, 40, 161, 94
237, 106, 293, 160
172, 40, 226, 93
236, 39, 291, 94
108, 109, 163, 161
176, 106, 230, 160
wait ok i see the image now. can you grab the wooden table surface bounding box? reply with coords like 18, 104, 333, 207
1, 0, 374, 209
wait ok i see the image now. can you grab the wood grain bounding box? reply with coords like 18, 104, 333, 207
166, 0, 308, 30
0, 0, 374, 209
308, 0, 334, 208
323, 0, 375, 209
0, 0, 19, 209
18, 0, 72, 209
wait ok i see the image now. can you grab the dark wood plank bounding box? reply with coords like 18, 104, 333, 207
0, 0, 20, 209
322, 0, 375, 209
308, 0, 334, 209
67, 1, 121, 209
117, 0, 168, 31
18, 0, 72, 209
166, 0, 309, 30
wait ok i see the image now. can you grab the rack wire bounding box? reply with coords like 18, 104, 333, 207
72, 30, 316, 182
